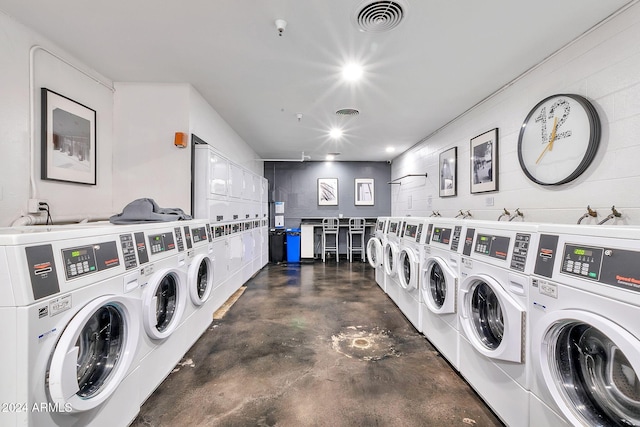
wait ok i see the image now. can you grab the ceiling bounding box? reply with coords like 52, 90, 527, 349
0, 0, 634, 161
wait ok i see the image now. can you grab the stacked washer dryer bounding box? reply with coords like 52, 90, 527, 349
457, 220, 538, 427
420, 218, 465, 370
396, 217, 430, 329
383, 217, 405, 304
529, 223, 640, 427
0, 225, 143, 426
367, 217, 389, 292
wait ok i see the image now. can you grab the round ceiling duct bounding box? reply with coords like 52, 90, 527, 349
336, 108, 360, 116
354, 1, 407, 33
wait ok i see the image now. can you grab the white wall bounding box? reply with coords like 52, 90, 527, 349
392, 3, 640, 225
0, 11, 114, 226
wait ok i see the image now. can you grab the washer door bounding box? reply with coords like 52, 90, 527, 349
48, 295, 140, 412
422, 256, 457, 314
142, 267, 186, 340
537, 310, 640, 427
367, 237, 383, 268
398, 248, 418, 290
383, 241, 399, 277
188, 254, 213, 306
459, 273, 524, 362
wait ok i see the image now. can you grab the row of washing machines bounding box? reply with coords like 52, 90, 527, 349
0, 217, 268, 426
366, 217, 640, 427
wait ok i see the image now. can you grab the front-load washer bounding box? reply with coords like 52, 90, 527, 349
0, 225, 143, 426
367, 217, 389, 292
420, 218, 465, 370
383, 217, 405, 304
134, 223, 190, 404
529, 224, 640, 427
396, 217, 430, 329
458, 220, 538, 427
180, 220, 215, 351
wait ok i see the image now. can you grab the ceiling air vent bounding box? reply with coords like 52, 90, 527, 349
336, 108, 360, 116
354, 1, 406, 33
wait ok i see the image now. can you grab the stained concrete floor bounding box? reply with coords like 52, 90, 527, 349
132, 261, 504, 427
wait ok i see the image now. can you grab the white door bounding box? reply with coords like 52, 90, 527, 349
383, 241, 399, 277
398, 248, 418, 290
536, 310, 640, 426
142, 268, 186, 340
367, 237, 383, 268
422, 257, 457, 314
188, 254, 213, 306
48, 295, 140, 412
459, 273, 524, 363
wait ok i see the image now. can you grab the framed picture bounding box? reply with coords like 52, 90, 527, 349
355, 178, 374, 205
470, 128, 498, 194
318, 178, 338, 205
41, 88, 97, 185
438, 147, 457, 197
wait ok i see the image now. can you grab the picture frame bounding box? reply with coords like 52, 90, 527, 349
354, 178, 374, 205
438, 147, 457, 197
470, 128, 498, 194
41, 88, 97, 185
318, 178, 338, 205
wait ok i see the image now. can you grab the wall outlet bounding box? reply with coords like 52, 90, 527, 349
28, 198, 45, 214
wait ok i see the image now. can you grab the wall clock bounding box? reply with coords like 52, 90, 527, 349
517, 94, 600, 186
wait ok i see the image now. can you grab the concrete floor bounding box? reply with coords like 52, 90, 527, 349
132, 261, 504, 426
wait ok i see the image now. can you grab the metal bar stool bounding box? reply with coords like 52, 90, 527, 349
347, 217, 366, 262
322, 217, 339, 262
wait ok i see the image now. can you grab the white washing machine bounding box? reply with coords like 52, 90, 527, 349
458, 220, 538, 427
529, 224, 640, 427
420, 218, 465, 370
0, 226, 142, 426
180, 220, 215, 351
383, 217, 405, 303
209, 222, 231, 313
134, 223, 191, 404
367, 217, 389, 292
396, 217, 430, 330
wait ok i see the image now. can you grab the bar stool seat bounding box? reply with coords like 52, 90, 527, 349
347, 218, 366, 262
322, 217, 339, 262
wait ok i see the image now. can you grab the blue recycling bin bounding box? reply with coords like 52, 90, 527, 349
286, 228, 301, 262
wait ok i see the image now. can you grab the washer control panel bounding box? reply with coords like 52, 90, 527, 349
62, 241, 120, 280
148, 232, 176, 255
561, 244, 603, 280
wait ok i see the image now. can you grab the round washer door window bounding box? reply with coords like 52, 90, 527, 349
427, 261, 446, 309
383, 242, 398, 277
398, 249, 418, 290
541, 311, 640, 426
366, 238, 383, 268
188, 254, 213, 306
469, 280, 503, 350
48, 295, 140, 412
143, 268, 186, 340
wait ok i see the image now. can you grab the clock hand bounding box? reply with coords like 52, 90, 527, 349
535, 116, 558, 164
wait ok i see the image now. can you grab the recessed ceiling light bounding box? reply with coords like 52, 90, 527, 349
326, 154, 335, 161
386, 146, 395, 153
342, 63, 363, 82
330, 128, 343, 139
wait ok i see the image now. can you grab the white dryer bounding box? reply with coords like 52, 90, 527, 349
367, 217, 389, 292
396, 217, 430, 330
458, 220, 538, 427
529, 224, 640, 427
420, 218, 465, 370
0, 226, 142, 426
180, 220, 215, 351
383, 217, 405, 303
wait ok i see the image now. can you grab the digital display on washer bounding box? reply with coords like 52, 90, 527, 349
431, 227, 452, 246
404, 224, 418, 239
148, 232, 176, 255
561, 244, 603, 280
474, 234, 510, 260
389, 222, 398, 234
192, 226, 208, 243
62, 241, 120, 280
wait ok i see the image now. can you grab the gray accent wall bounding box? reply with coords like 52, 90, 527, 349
264, 161, 391, 228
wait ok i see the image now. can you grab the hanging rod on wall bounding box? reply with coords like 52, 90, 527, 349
387, 173, 428, 185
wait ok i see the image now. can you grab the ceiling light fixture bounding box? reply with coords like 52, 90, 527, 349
329, 128, 343, 139
342, 63, 363, 82
386, 147, 395, 153
326, 154, 335, 161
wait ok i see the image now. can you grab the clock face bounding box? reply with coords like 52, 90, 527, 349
517, 94, 600, 186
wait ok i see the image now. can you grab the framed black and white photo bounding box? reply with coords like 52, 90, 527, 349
355, 178, 374, 205
41, 88, 97, 185
470, 128, 498, 194
318, 178, 338, 205
439, 147, 457, 197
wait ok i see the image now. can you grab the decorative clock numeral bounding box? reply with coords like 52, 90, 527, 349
534, 101, 572, 144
